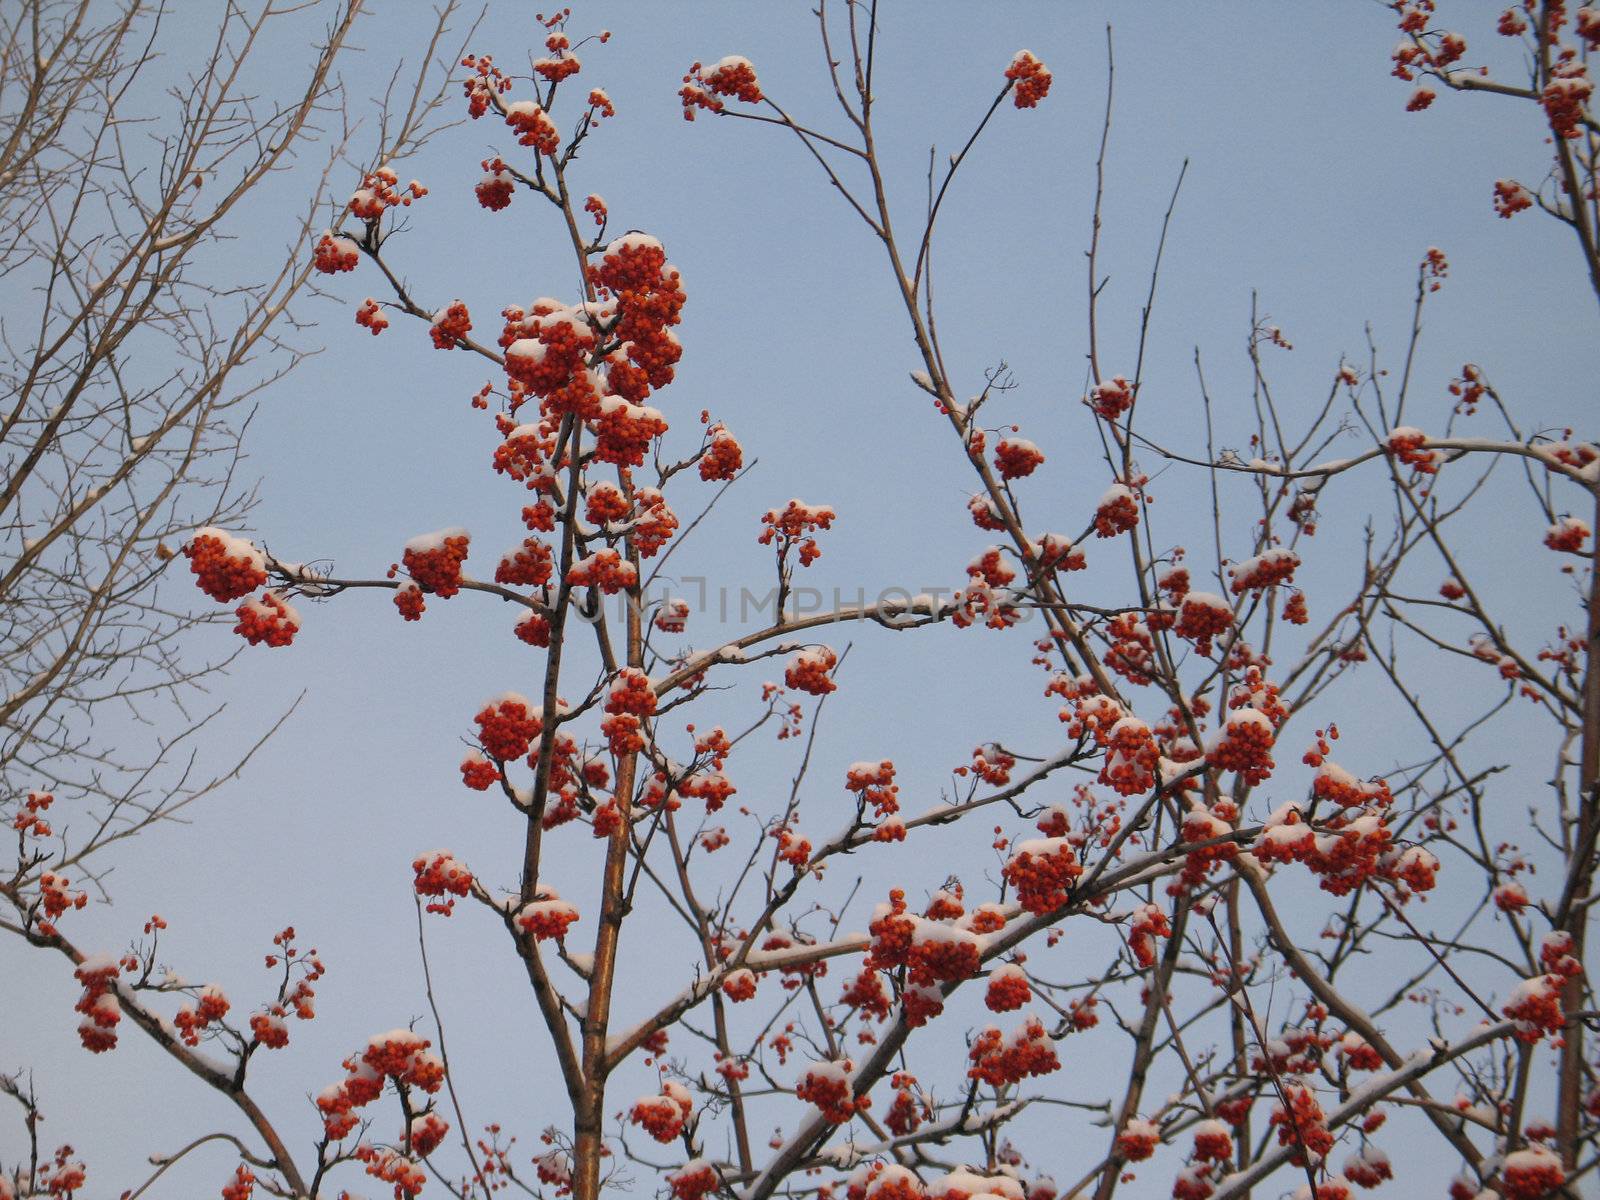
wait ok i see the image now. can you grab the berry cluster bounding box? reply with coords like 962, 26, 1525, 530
1127, 902, 1172, 968
796, 1060, 863, 1124
680, 56, 762, 119
476, 157, 516, 210
316, 1029, 443, 1142
183, 528, 267, 603
233, 591, 300, 647
1494, 178, 1534, 218
1543, 55, 1593, 139
73, 954, 123, 1053
14, 789, 53, 838
356, 1145, 427, 1197
967, 1014, 1059, 1085
348, 166, 426, 222
590, 233, 687, 403
504, 99, 560, 154
1544, 514, 1590, 552
595, 395, 671, 468
312, 232, 360, 274
984, 963, 1032, 1012
1094, 484, 1140, 537
1004, 50, 1053, 108
429, 300, 472, 350
969, 494, 1006, 530
667, 1160, 720, 1200
1175, 591, 1234, 655
1116, 1117, 1161, 1162
460, 53, 513, 119
1227, 547, 1299, 593
699, 423, 744, 481
840, 967, 892, 1021
1337, 1031, 1383, 1072
845, 759, 899, 818
516, 888, 580, 941
174, 984, 230, 1046
630, 1082, 693, 1143
473, 693, 544, 762
1206, 707, 1276, 785
408, 1111, 450, 1157
534, 30, 582, 84
1503, 972, 1566, 1043
568, 547, 637, 593
1387, 426, 1442, 474
654, 597, 690, 633
1500, 1145, 1567, 1200
400, 529, 471, 597
497, 537, 555, 588
947, 572, 1015, 629
758, 498, 836, 565
38, 870, 87, 933
412, 850, 473, 915
535, 1149, 574, 1195
1003, 837, 1083, 913
905, 919, 982, 986
394, 581, 425, 620
994, 437, 1044, 480
1177, 803, 1238, 891
784, 646, 838, 695
721, 968, 757, 1002
221, 1164, 255, 1200
1190, 1119, 1233, 1163
774, 827, 813, 868
969, 744, 1016, 785
355, 297, 388, 334
584, 480, 629, 523
1099, 715, 1160, 796
850, 1163, 926, 1200
1269, 1082, 1334, 1164
1342, 1146, 1393, 1188
493, 419, 561, 488
1087, 375, 1133, 419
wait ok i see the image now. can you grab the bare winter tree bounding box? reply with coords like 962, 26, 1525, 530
0, 3, 471, 1185
0, 0, 356, 894
0, 0, 476, 895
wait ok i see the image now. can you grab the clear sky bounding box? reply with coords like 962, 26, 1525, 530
4, 3, 1596, 1198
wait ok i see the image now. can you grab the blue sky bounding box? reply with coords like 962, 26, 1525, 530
4, 4, 1596, 1198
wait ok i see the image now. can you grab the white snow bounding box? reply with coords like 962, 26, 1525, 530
403, 527, 468, 554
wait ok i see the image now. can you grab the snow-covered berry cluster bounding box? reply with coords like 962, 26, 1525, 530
400, 528, 471, 597
680, 55, 762, 119
429, 300, 472, 350
797, 1059, 864, 1124
758, 498, 836, 565
784, 646, 838, 695
967, 1014, 1059, 1085
505, 99, 559, 154
516, 887, 580, 942
995, 437, 1044, 480
630, 1082, 693, 1143
183, 528, 267, 603
73, 954, 123, 1053
312, 231, 360, 274
412, 850, 473, 916
476, 157, 516, 210
233, 591, 300, 647
1004, 50, 1053, 108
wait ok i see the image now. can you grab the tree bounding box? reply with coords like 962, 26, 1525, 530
0, 0, 458, 1191
4, 4, 1599, 1200
0, 0, 363, 879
